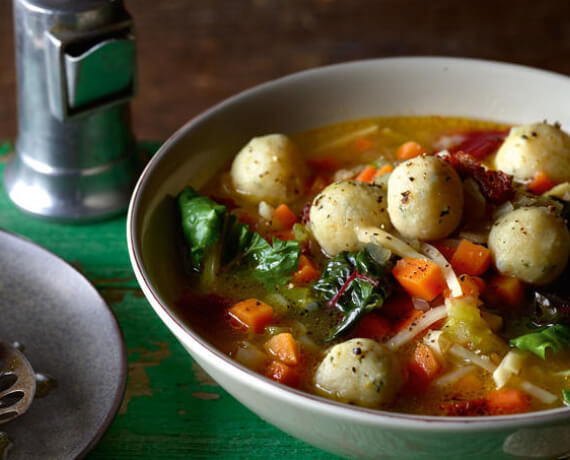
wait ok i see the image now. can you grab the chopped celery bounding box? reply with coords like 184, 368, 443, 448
442, 298, 507, 354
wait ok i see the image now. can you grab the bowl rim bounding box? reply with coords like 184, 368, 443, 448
127, 56, 570, 430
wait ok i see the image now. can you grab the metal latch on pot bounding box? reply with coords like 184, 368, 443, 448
45, 23, 136, 120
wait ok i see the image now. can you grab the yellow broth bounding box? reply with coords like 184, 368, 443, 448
174, 116, 570, 416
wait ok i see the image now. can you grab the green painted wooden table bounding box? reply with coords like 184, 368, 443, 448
0, 144, 336, 459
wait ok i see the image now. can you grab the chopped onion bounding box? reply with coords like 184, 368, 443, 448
420, 243, 463, 298
234, 341, 267, 370
435, 365, 476, 387
386, 305, 447, 351
433, 132, 465, 149
258, 201, 274, 221
493, 349, 526, 389
356, 227, 426, 260
312, 125, 378, 153
412, 297, 430, 312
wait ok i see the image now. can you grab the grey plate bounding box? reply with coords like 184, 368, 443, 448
0, 230, 126, 459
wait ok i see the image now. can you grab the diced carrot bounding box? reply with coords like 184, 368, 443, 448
445, 274, 485, 298
402, 361, 431, 394
396, 141, 425, 160
452, 373, 482, 394
432, 238, 459, 261
292, 255, 321, 284
308, 175, 329, 195
374, 164, 395, 177
353, 137, 374, 152
393, 308, 424, 334
450, 239, 492, 276
273, 204, 298, 230
265, 332, 301, 366
307, 156, 341, 171
412, 342, 442, 380
354, 313, 392, 341
470, 275, 486, 294
485, 274, 524, 308
486, 388, 530, 415
228, 299, 274, 333
392, 258, 446, 301
528, 171, 557, 195
265, 360, 300, 387
354, 165, 377, 183
381, 291, 414, 321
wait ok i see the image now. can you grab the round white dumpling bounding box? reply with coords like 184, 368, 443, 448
230, 134, 307, 205
495, 122, 570, 182
488, 207, 570, 285
315, 338, 402, 407
309, 180, 391, 256
387, 155, 463, 240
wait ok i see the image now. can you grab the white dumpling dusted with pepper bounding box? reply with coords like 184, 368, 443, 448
387, 155, 463, 240
230, 134, 308, 205
488, 206, 570, 285
315, 338, 402, 407
495, 122, 570, 183
309, 180, 391, 256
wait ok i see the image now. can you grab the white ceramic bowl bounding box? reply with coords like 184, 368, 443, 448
127, 57, 570, 459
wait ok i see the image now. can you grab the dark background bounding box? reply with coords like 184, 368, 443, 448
1, 0, 569, 141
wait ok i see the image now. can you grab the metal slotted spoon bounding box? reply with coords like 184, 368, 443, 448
0, 343, 36, 424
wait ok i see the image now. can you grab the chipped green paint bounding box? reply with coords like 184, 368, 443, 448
120, 342, 172, 415
0, 143, 338, 459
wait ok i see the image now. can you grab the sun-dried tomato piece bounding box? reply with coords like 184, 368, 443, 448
444, 151, 514, 204
441, 397, 489, 416
300, 200, 312, 224
448, 129, 510, 159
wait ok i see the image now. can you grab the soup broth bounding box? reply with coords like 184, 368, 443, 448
174, 116, 570, 416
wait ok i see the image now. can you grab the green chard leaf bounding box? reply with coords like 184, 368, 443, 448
509, 324, 570, 359
563, 389, 570, 405
178, 187, 226, 268
312, 244, 393, 340
177, 187, 300, 288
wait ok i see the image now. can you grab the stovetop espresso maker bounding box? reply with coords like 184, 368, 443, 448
5, 0, 139, 222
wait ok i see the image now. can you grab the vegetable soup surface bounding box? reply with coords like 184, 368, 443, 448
174, 116, 570, 416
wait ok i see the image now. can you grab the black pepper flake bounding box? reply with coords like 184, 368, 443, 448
352, 366, 356, 373
401, 191, 410, 204
352, 347, 362, 355
440, 207, 450, 218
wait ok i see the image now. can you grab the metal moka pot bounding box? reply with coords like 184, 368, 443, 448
5, 0, 139, 222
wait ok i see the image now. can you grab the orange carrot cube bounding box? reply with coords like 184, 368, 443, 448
228, 299, 274, 333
